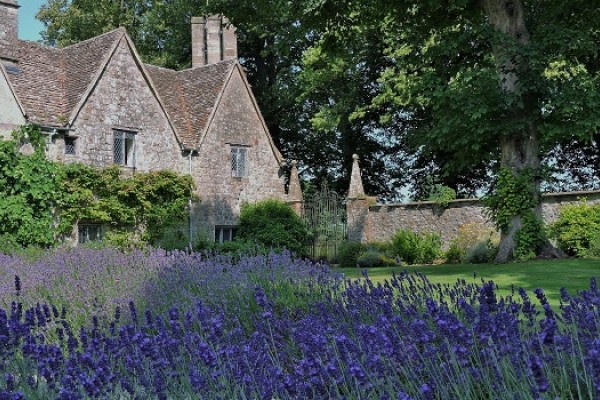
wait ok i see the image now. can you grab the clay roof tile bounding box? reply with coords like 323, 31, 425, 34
145, 60, 235, 149
0, 29, 123, 127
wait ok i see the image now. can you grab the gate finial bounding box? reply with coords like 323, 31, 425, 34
348, 154, 365, 199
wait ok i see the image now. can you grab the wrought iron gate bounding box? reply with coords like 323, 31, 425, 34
302, 183, 347, 261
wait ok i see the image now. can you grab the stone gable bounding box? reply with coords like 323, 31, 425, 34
63, 37, 181, 173
192, 67, 286, 239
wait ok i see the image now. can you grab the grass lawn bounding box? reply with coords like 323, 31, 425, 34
338, 257, 600, 308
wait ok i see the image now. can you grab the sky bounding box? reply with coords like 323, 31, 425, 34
18, 0, 47, 41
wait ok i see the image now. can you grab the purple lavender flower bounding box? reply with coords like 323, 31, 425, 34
13, 276, 20, 297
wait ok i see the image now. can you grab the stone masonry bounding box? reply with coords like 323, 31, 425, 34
61, 37, 182, 173
0, 0, 18, 54
346, 155, 600, 247
189, 68, 287, 238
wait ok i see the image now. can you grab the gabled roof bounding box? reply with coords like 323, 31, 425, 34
145, 60, 235, 149
0, 29, 124, 127
0, 28, 281, 159
62, 29, 125, 120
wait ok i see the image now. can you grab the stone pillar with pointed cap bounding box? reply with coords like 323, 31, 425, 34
348, 154, 365, 199
346, 154, 371, 242
287, 160, 304, 216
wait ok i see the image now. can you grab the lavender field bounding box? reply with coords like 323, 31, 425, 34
0, 247, 599, 399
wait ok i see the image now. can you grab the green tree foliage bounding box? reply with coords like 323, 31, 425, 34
301, 0, 600, 261
237, 199, 310, 254
37, 0, 149, 47
295, 6, 407, 198
0, 126, 194, 248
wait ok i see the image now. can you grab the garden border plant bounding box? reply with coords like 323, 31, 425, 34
236, 199, 310, 255
549, 198, 600, 257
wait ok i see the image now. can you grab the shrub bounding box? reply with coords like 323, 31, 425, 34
390, 230, 421, 265
445, 240, 465, 264
337, 241, 365, 267
390, 229, 441, 265
0, 234, 19, 255
356, 249, 396, 268
153, 226, 191, 251
586, 237, 600, 258
214, 240, 271, 259
427, 184, 457, 207
420, 233, 442, 264
237, 199, 310, 255
192, 232, 212, 252
447, 223, 500, 264
549, 200, 600, 257
455, 223, 499, 251
465, 239, 498, 264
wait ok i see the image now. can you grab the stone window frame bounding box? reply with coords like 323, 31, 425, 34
78, 223, 103, 244
230, 144, 249, 178
113, 129, 136, 168
64, 135, 77, 155
215, 225, 238, 243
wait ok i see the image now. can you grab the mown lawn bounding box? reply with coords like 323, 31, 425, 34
338, 257, 600, 307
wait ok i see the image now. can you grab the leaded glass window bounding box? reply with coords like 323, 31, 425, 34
64, 137, 76, 155
231, 146, 247, 177
215, 226, 238, 243
114, 130, 136, 167
78, 224, 102, 244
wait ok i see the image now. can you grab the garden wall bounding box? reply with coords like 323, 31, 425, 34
347, 190, 600, 247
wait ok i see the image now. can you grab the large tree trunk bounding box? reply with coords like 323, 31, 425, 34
480, 0, 564, 262
494, 129, 540, 262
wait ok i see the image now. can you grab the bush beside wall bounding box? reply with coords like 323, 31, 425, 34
549, 200, 600, 257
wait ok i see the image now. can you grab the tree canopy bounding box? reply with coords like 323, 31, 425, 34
300, 0, 600, 260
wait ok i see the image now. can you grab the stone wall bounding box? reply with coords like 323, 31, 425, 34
352, 190, 600, 247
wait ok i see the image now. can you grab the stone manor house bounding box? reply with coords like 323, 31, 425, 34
0, 0, 300, 244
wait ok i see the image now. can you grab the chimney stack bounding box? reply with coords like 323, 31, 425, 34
0, 0, 19, 52
191, 17, 207, 67
191, 15, 238, 68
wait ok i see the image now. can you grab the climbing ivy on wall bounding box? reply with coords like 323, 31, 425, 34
0, 125, 63, 247
484, 168, 546, 260
0, 125, 196, 248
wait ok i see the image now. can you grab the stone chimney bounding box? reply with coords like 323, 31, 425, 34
0, 0, 19, 54
191, 15, 238, 68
